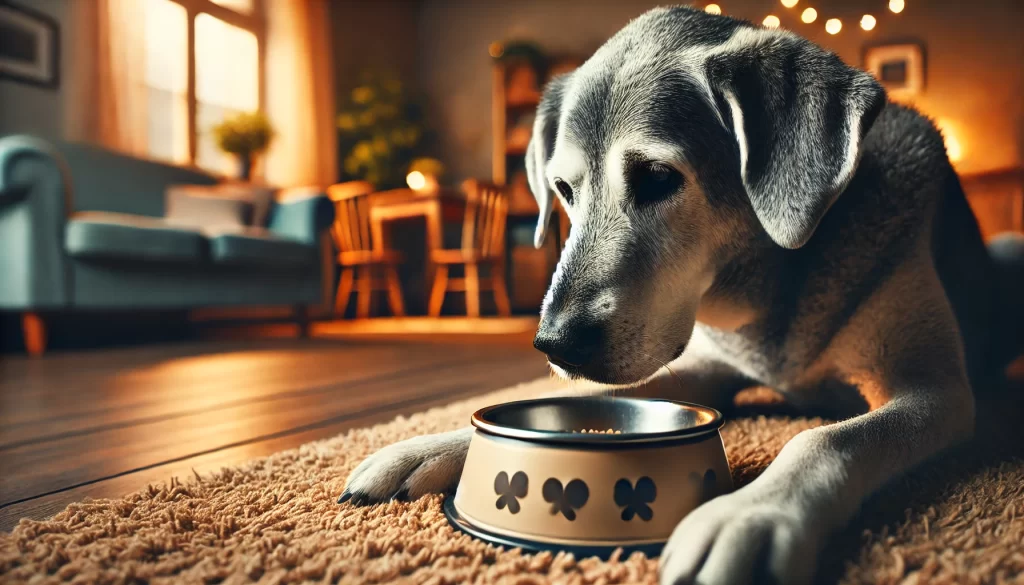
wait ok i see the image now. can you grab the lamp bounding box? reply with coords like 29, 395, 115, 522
406, 158, 445, 193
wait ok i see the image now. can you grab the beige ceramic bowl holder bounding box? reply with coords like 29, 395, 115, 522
444, 397, 732, 556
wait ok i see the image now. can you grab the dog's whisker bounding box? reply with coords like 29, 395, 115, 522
637, 349, 685, 395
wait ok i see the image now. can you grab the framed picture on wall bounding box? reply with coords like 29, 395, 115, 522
0, 0, 60, 89
863, 42, 925, 102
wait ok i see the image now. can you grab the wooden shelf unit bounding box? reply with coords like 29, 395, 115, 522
492, 54, 580, 312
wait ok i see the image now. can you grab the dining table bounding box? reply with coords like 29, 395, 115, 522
369, 187, 468, 308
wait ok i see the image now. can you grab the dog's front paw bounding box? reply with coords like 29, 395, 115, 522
339, 428, 473, 506
659, 491, 819, 585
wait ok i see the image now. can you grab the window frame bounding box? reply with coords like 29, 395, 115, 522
161, 0, 266, 167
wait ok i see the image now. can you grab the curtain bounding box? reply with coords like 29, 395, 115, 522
65, 0, 149, 155
264, 0, 338, 189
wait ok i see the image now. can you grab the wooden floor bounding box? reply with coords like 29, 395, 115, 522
0, 331, 548, 531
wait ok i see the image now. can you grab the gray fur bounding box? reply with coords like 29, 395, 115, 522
344, 7, 1024, 584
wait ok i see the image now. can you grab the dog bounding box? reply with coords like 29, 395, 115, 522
340, 7, 1024, 584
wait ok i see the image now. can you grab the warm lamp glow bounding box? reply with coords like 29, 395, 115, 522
889, 0, 905, 14
763, 15, 781, 28
825, 18, 842, 34
406, 171, 427, 191
800, 7, 817, 23
781, 0, 798, 7
860, 14, 876, 30
705, 4, 722, 15
936, 119, 964, 163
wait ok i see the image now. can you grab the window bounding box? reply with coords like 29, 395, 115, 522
194, 14, 259, 171
210, 0, 254, 13
142, 0, 263, 173
143, 0, 189, 164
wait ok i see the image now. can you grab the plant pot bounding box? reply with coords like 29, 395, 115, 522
237, 154, 254, 181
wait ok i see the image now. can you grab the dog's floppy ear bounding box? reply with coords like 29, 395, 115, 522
526, 75, 570, 248
709, 31, 886, 249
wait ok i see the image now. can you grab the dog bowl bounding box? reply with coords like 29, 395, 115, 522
443, 396, 731, 558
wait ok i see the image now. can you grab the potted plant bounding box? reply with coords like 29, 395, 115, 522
336, 70, 434, 189
212, 111, 276, 181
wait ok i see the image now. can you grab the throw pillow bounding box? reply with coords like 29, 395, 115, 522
164, 184, 277, 229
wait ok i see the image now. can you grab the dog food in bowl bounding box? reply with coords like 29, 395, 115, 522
443, 396, 732, 558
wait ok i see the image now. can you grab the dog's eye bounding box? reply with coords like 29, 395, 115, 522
554, 178, 574, 206
629, 163, 683, 208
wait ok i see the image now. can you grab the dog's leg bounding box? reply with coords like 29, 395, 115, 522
661, 384, 973, 585
339, 427, 474, 505
660, 303, 976, 584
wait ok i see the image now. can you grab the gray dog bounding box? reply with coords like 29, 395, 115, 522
341, 7, 1024, 584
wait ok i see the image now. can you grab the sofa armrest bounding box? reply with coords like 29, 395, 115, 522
0, 135, 73, 309
267, 191, 335, 246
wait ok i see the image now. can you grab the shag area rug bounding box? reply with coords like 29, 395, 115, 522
2, 377, 1023, 585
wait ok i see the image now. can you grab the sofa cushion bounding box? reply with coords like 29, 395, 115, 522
205, 226, 316, 268
165, 187, 254, 229
66, 212, 206, 263
165, 183, 276, 228
213, 183, 276, 227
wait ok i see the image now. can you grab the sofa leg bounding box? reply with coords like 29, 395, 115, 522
22, 312, 47, 357
294, 304, 311, 338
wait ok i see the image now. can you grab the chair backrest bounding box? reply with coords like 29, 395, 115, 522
327, 181, 376, 253
461, 179, 508, 258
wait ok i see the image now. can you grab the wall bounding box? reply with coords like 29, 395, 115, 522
329, 0, 420, 102
417, 0, 1024, 180
0, 0, 71, 139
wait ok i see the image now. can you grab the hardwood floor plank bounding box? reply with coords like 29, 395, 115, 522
1, 331, 548, 531
1, 340, 474, 419
0, 372, 522, 531
0, 344, 507, 446
0, 349, 545, 506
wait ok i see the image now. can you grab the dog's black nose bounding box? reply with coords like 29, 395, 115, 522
533, 320, 604, 370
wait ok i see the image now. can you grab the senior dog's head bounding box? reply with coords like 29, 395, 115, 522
529, 7, 885, 384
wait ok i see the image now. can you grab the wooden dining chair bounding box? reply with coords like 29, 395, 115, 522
327, 181, 405, 318
428, 179, 512, 317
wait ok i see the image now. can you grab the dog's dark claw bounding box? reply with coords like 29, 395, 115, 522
339, 489, 400, 506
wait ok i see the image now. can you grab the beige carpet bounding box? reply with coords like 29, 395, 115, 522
2, 377, 1023, 585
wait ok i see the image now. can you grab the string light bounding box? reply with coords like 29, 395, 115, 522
705, 3, 898, 33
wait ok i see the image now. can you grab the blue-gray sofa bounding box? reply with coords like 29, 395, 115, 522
0, 135, 335, 355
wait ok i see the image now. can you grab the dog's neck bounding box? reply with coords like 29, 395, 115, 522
696, 232, 783, 331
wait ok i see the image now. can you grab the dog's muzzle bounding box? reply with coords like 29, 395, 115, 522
533, 315, 606, 374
